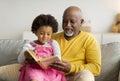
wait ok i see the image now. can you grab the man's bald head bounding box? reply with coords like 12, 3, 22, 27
63, 6, 83, 19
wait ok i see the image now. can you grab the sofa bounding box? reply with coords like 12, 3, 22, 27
0, 39, 120, 81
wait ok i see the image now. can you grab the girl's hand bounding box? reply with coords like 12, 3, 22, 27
50, 60, 71, 73
22, 60, 28, 66
24, 51, 36, 63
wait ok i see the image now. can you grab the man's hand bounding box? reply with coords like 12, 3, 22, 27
50, 60, 71, 73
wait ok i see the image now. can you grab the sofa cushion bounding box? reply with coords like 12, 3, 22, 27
0, 40, 27, 66
0, 63, 22, 81
95, 42, 120, 81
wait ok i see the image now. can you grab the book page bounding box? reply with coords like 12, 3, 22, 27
26, 50, 60, 69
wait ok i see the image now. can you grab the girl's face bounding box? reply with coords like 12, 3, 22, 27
35, 26, 53, 44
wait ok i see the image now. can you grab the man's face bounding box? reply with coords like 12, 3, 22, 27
62, 9, 83, 37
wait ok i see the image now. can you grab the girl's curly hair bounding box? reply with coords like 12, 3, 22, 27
31, 14, 58, 33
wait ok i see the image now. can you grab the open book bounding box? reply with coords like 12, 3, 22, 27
26, 50, 60, 69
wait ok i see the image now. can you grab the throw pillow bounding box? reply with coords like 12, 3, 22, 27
0, 63, 22, 81
95, 42, 120, 81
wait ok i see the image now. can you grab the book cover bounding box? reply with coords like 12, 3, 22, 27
26, 50, 60, 69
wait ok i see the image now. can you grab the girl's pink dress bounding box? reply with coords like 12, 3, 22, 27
19, 42, 66, 81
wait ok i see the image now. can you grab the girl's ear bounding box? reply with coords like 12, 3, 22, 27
34, 31, 37, 36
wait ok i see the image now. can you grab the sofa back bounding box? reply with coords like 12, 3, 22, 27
0, 40, 27, 66
95, 42, 120, 81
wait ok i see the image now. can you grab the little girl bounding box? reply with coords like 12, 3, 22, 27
18, 14, 66, 81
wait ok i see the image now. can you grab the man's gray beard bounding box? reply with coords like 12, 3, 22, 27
64, 31, 74, 37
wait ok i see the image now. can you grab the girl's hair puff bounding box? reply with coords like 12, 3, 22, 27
31, 14, 58, 33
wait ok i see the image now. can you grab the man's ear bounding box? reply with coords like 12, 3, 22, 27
81, 19, 84, 24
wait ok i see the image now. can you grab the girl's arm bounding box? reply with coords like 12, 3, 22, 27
17, 42, 35, 64
52, 40, 61, 60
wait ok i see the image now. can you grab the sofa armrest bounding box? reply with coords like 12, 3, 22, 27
0, 63, 22, 81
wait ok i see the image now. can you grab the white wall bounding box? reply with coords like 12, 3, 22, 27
0, 0, 120, 39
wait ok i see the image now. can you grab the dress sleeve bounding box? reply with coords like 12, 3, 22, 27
52, 40, 61, 60
17, 42, 35, 64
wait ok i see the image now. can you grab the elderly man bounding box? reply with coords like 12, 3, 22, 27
51, 6, 101, 81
